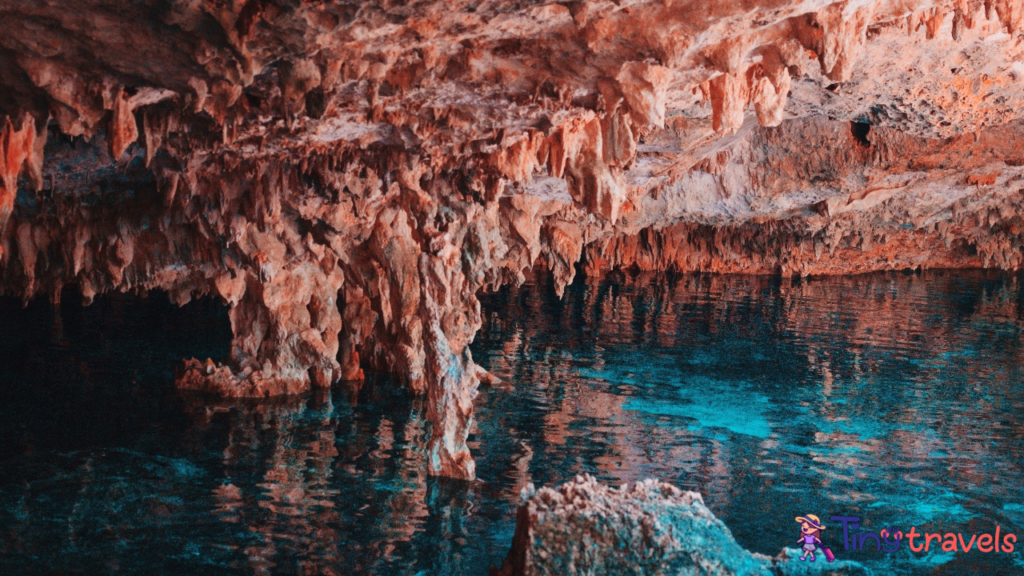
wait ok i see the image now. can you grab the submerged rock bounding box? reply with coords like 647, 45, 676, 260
494, 475, 868, 576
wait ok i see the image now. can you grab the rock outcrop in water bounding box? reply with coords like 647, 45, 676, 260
2, 0, 1024, 476
493, 475, 868, 576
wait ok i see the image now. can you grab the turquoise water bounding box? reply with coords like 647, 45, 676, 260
1, 271, 1023, 574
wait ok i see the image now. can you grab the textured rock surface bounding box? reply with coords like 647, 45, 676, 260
2, 0, 1024, 476
492, 475, 868, 576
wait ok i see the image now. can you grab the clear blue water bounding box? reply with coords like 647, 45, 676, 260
1, 271, 1023, 575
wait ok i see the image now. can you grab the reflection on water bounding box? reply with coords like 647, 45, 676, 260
2, 272, 1024, 575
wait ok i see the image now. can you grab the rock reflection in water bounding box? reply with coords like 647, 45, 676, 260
472, 270, 1024, 575
178, 387, 481, 576
189, 394, 344, 575
1, 272, 1023, 575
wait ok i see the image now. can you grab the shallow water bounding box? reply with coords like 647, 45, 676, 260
1, 271, 1023, 575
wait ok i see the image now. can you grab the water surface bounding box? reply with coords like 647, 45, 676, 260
1, 271, 1023, 575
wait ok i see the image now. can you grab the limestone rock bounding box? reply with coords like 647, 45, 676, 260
1, 0, 1024, 478
493, 475, 868, 576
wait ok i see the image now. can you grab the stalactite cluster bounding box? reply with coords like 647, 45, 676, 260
2, 0, 1024, 477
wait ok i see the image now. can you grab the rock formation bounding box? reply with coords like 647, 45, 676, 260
492, 474, 868, 576
2, 0, 1024, 477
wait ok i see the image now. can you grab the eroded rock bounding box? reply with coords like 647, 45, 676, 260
493, 475, 868, 576
2, 0, 1024, 477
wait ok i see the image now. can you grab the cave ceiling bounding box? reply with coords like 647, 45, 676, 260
2, 0, 1024, 477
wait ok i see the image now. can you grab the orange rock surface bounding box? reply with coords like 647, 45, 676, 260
1, 0, 1024, 477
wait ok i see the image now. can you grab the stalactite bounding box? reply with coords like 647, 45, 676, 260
0, 0, 1023, 479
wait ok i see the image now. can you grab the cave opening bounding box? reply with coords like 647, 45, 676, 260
850, 121, 872, 147
0, 286, 421, 461
0, 288, 232, 459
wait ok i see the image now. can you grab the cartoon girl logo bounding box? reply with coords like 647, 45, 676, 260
796, 514, 834, 562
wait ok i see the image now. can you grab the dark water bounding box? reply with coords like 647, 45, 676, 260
1, 271, 1023, 575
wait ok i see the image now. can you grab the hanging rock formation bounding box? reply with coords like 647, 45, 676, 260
2, 0, 1024, 478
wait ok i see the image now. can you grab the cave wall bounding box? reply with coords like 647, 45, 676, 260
2, 0, 1024, 477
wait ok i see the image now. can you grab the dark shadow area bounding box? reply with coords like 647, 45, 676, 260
0, 289, 486, 576
0, 288, 232, 461
851, 121, 872, 147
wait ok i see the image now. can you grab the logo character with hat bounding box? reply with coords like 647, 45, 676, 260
796, 514, 835, 562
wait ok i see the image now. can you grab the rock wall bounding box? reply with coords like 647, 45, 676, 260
2, 0, 1024, 477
